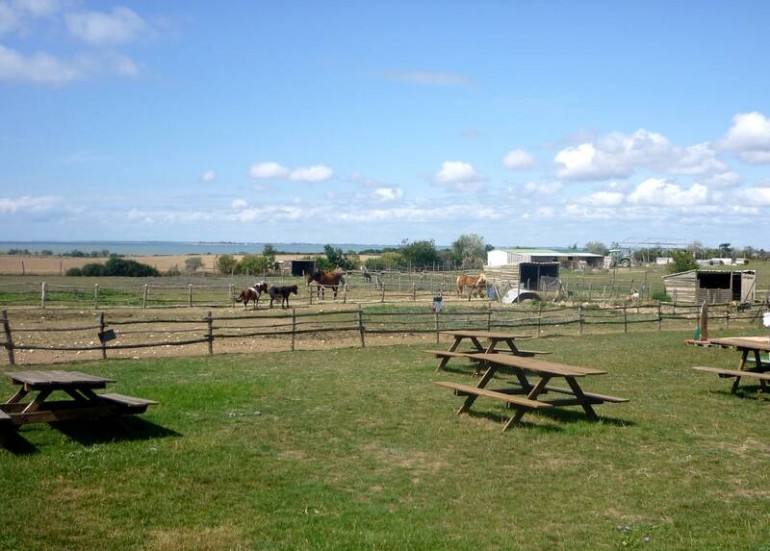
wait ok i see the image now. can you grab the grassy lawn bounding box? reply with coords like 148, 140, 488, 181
2, 329, 770, 550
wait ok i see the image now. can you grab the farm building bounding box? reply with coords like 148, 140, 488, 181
486, 248, 604, 270
662, 269, 756, 304
288, 259, 316, 277
485, 248, 602, 297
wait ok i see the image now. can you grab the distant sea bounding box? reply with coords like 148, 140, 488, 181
0, 241, 393, 256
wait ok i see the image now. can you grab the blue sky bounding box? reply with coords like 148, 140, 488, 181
2, 1, 770, 250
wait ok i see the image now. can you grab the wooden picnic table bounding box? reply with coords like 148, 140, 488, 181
433, 352, 628, 430
0, 370, 157, 428
693, 336, 770, 393
427, 329, 549, 372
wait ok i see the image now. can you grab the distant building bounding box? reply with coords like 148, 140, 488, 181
485, 248, 604, 295
662, 269, 756, 304
486, 248, 604, 270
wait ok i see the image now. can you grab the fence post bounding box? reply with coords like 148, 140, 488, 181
381, 283, 385, 303
229, 283, 235, 307
624, 304, 628, 333
658, 303, 662, 331
143, 284, 149, 308
206, 311, 213, 354
94, 283, 99, 309
579, 305, 584, 335
99, 312, 107, 360
188, 284, 193, 307
1, 310, 15, 366
537, 303, 543, 337
41, 281, 47, 309
412, 283, 416, 302
358, 305, 365, 348
291, 309, 296, 351
487, 303, 492, 330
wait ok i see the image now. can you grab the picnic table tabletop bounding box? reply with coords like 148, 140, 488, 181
1, 370, 156, 428
698, 336, 770, 393
433, 350, 626, 430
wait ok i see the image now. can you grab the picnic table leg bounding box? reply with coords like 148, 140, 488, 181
457, 363, 497, 414
5, 388, 29, 404
753, 350, 768, 392
731, 350, 750, 394
21, 389, 53, 414
564, 377, 598, 420
435, 337, 463, 372
501, 375, 552, 429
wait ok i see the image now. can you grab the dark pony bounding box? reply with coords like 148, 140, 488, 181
235, 281, 269, 309
268, 285, 298, 309
305, 269, 346, 300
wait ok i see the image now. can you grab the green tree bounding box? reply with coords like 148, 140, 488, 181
323, 245, 355, 270
451, 234, 487, 269
185, 257, 204, 273
400, 239, 439, 269
217, 255, 239, 275
262, 244, 277, 265
584, 241, 609, 256
668, 250, 698, 274
238, 254, 269, 275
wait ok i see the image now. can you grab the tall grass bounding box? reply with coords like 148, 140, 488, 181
2, 328, 770, 550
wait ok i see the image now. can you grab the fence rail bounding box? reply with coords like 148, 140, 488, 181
2, 302, 767, 366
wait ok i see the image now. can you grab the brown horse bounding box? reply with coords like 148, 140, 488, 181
235, 281, 269, 309
305, 269, 346, 300
456, 273, 487, 298
268, 285, 298, 309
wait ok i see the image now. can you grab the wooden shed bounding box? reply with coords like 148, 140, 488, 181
662, 269, 756, 304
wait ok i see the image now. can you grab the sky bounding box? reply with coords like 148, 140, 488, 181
2, 1, 770, 250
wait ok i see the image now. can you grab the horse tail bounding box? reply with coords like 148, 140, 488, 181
235, 292, 245, 303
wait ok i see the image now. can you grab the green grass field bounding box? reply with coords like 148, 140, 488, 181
2, 328, 770, 550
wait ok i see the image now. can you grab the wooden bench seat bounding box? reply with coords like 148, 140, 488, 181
433, 381, 552, 410
423, 349, 482, 359
99, 393, 159, 413
692, 366, 770, 381
541, 386, 629, 403
0, 409, 11, 425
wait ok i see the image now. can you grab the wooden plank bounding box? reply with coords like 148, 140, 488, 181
7, 370, 114, 387
542, 386, 629, 403
423, 350, 481, 358
99, 393, 158, 408
469, 353, 607, 376
433, 381, 552, 409
692, 366, 770, 381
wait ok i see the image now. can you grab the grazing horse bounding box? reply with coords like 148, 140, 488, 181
456, 273, 487, 298
268, 285, 298, 309
306, 269, 346, 300
235, 281, 269, 309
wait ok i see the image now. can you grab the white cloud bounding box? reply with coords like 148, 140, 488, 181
0, 44, 80, 84
249, 162, 290, 179
627, 178, 709, 206
201, 170, 215, 182
433, 161, 484, 191
502, 149, 535, 169
554, 129, 727, 181
735, 186, 770, 206
719, 112, 770, 153
523, 181, 562, 195
231, 198, 248, 209
0, 195, 60, 213
65, 7, 152, 46
374, 187, 404, 201
289, 165, 333, 182
584, 191, 625, 206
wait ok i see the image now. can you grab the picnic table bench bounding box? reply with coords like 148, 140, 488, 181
1, 370, 158, 428
432, 352, 628, 430
693, 336, 770, 393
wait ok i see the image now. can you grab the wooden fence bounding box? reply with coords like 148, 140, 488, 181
2, 302, 766, 366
